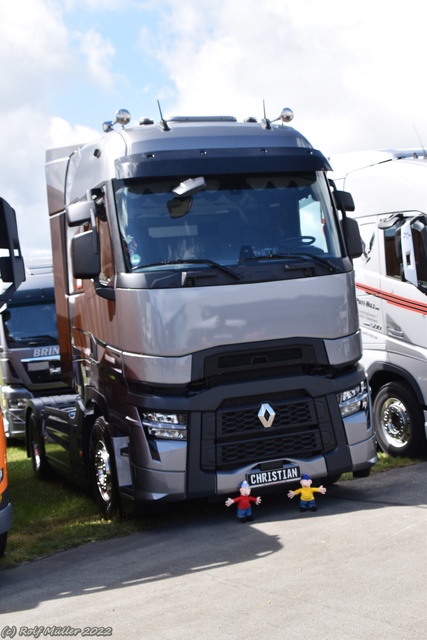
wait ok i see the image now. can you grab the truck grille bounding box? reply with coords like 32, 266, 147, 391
200, 392, 331, 471
23, 360, 62, 384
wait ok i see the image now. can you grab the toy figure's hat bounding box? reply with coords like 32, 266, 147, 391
240, 481, 249, 488
301, 474, 311, 480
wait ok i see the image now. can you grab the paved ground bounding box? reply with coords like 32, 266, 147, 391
0, 463, 426, 640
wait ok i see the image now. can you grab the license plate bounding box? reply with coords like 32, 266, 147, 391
247, 465, 300, 488
28, 361, 49, 371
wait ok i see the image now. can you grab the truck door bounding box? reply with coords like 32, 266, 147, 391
353, 220, 385, 351
382, 213, 427, 352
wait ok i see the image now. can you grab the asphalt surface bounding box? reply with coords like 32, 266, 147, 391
0, 463, 426, 640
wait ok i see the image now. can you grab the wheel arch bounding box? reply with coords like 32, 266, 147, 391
24, 398, 48, 458
367, 362, 425, 406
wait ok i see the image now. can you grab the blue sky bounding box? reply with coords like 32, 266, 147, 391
0, 0, 425, 260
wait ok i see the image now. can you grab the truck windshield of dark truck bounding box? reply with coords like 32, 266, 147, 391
114, 171, 343, 273
3, 302, 58, 347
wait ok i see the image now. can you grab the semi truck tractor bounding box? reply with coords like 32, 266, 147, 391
329, 149, 427, 457
25, 107, 376, 518
0, 263, 70, 440
0, 196, 25, 557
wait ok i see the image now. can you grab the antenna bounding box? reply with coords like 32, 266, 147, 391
262, 100, 271, 130
413, 124, 426, 157
157, 100, 170, 131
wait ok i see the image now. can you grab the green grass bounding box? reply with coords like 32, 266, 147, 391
1, 444, 424, 569
340, 450, 424, 482
1, 444, 142, 569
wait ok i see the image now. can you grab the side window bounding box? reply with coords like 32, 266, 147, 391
354, 221, 379, 273
385, 216, 427, 290
384, 225, 401, 279
412, 226, 427, 288
300, 199, 327, 252
97, 216, 115, 286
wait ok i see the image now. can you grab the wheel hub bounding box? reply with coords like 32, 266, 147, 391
381, 398, 411, 448
94, 441, 112, 502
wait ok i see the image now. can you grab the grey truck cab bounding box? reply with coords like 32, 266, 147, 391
26, 108, 376, 517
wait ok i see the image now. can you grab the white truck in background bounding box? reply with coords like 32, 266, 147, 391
0, 263, 70, 440
329, 150, 427, 457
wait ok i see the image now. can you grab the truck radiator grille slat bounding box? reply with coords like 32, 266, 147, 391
220, 401, 313, 435
200, 395, 332, 472
216, 430, 321, 470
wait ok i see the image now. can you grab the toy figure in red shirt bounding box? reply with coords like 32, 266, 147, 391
225, 480, 261, 522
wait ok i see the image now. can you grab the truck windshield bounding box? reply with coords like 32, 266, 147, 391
114, 172, 342, 272
3, 302, 58, 347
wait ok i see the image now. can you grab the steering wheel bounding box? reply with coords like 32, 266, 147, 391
279, 235, 316, 247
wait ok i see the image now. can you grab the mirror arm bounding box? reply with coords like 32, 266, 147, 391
94, 279, 116, 300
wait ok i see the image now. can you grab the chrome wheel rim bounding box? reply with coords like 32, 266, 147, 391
380, 397, 411, 448
32, 442, 41, 471
94, 440, 112, 503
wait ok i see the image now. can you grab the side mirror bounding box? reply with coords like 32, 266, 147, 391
71, 230, 100, 279
66, 200, 93, 227
0, 197, 25, 304
66, 190, 106, 227
334, 190, 355, 212
341, 216, 363, 259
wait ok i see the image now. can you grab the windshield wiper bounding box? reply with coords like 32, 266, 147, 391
134, 259, 241, 280
240, 252, 341, 273
14, 335, 58, 345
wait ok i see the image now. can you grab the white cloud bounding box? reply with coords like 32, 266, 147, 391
0, 0, 117, 260
48, 117, 99, 149
76, 30, 119, 92
0, 0, 71, 109
0, 0, 425, 261
137, 0, 426, 154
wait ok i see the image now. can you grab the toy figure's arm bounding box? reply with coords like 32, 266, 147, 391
311, 486, 327, 495
255, 496, 261, 505
287, 490, 296, 499
225, 497, 236, 507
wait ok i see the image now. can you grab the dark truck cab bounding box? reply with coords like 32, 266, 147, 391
0, 197, 25, 557
0, 265, 69, 440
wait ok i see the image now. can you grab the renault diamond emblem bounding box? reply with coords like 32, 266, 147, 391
258, 403, 276, 428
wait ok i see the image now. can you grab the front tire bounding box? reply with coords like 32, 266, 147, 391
28, 411, 50, 480
373, 382, 425, 457
0, 532, 7, 558
89, 417, 119, 519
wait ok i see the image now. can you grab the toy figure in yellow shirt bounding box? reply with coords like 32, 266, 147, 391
287, 474, 326, 512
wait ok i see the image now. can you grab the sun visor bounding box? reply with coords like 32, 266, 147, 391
115, 147, 331, 179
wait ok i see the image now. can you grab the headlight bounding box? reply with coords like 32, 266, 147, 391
337, 380, 369, 418
142, 412, 188, 440
6, 399, 26, 410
